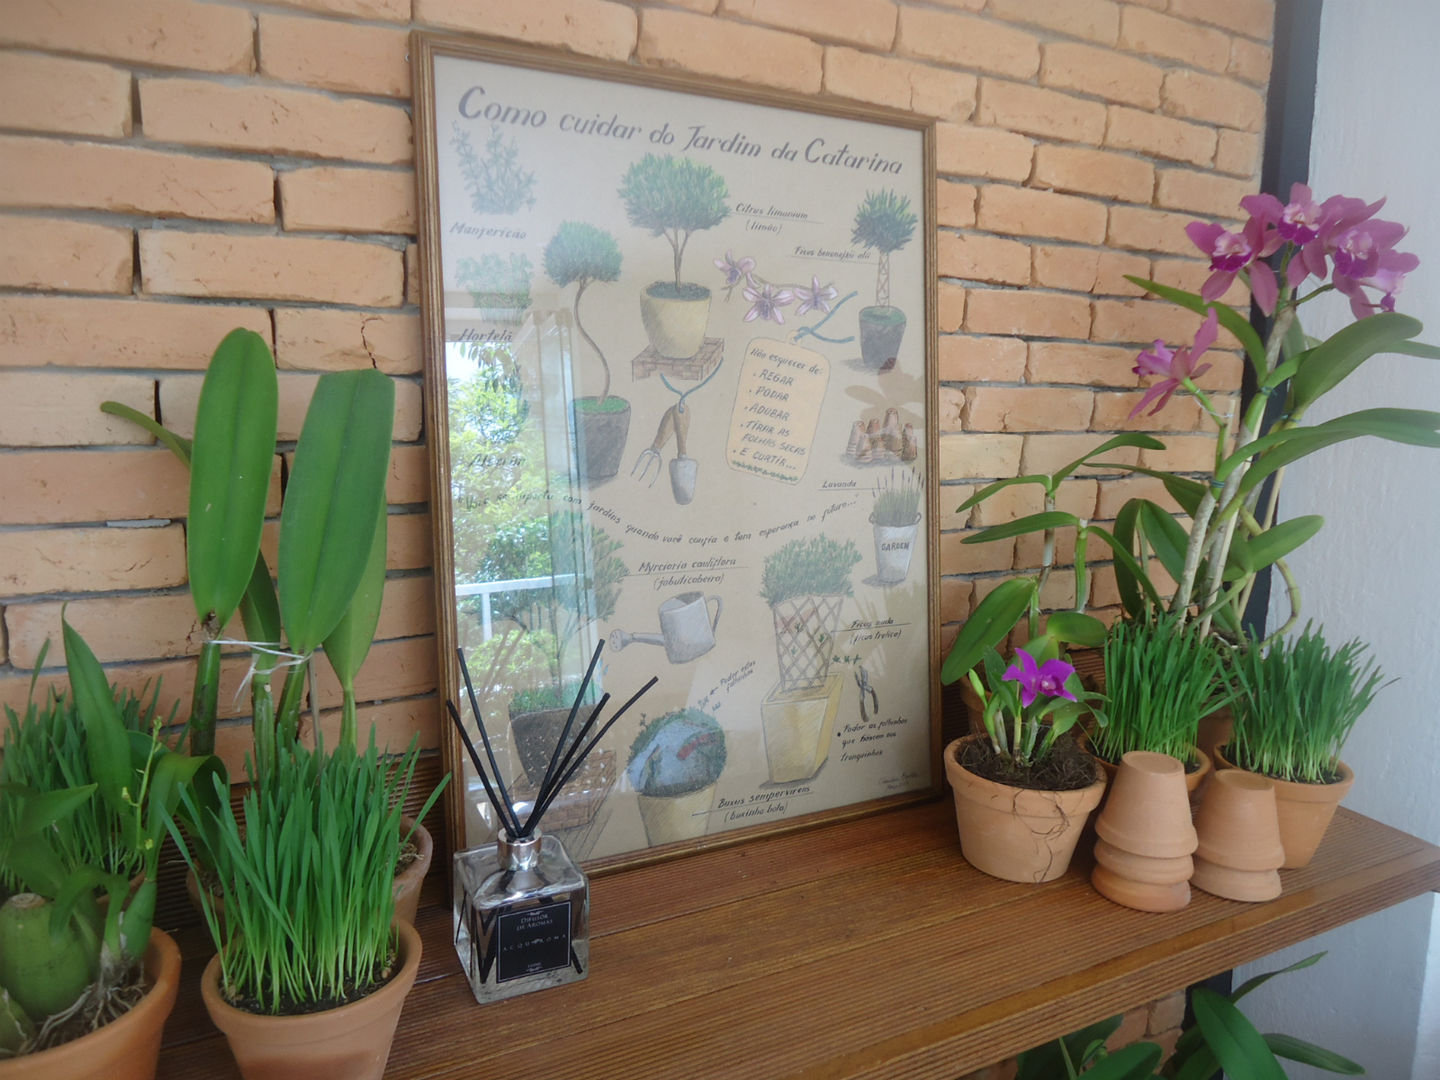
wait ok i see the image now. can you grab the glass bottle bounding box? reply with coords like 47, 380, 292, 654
453, 829, 590, 1003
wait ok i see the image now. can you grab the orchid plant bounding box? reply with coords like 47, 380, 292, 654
715, 251, 855, 340
965, 644, 1106, 773
951, 186, 1440, 655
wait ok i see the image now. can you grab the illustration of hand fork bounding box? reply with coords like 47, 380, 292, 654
631, 403, 676, 487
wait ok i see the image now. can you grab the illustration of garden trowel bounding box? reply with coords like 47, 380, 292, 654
608, 591, 722, 664
631, 401, 697, 505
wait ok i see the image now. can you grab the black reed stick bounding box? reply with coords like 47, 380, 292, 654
445, 699, 520, 840
522, 693, 611, 836
531, 640, 606, 817
456, 649, 524, 837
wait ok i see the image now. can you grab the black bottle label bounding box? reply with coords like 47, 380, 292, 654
496, 900, 572, 982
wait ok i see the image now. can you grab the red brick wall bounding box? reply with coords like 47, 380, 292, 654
0, 0, 1274, 774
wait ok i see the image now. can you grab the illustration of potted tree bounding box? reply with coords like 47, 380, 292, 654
618, 154, 730, 361
543, 221, 628, 481
626, 708, 727, 846
851, 189, 918, 370
760, 534, 862, 782
870, 467, 923, 585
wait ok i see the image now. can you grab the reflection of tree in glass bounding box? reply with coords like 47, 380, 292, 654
452, 122, 536, 214
455, 252, 533, 319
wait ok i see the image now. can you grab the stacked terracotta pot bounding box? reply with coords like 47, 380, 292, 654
1092, 751, 1198, 912
1191, 770, 1286, 901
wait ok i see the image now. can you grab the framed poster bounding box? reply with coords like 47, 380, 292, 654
413, 32, 940, 872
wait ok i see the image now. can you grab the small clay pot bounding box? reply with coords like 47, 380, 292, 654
1091, 751, 1197, 913
202, 920, 421, 1080
1197, 707, 1234, 767
391, 816, 433, 928
1215, 745, 1355, 869
1095, 748, 1211, 807
1192, 770, 1285, 902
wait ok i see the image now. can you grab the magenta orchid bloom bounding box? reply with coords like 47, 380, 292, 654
1002, 651, 1078, 708
793, 275, 838, 316
1129, 309, 1218, 418
742, 281, 793, 324
1185, 214, 1282, 311
1336, 247, 1420, 318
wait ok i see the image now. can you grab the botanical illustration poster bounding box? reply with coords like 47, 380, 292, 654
425, 44, 937, 867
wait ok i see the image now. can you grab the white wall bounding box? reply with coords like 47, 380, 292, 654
1234, 2, 1440, 1076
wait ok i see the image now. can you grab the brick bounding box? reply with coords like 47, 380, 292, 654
1215, 129, 1262, 177
274, 309, 421, 376
1040, 43, 1163, 109
1015, 526, 1079, 570
966, 288, 1091, 339
1109, 206, 1205, 255
0, 215, 131, 293
1096, 251, 1151, 295
1032, 246, 1147, 296
895, 9, 1040, 79
1021, 434, 1140, 477
939, 433, 1023, 481
1, 0, 254, 73
214, 694, 442, 776
1170, 0, 1274, 40
920, 0, 984, 9
938, 386, 965, 432
938, 482, 975, 531
965, 387, 1094, 433
1106, 106, 1217, 166
259, 15, 410, 99
1108, 1007, 1150, 1051
1163, 70, 1266, 132
0, 51, 130, 138
1155, 168, 1255, 219
1229, 37, 1274, 86
1032, 144, 1154, 204
389, 445, 431, 505
936, 124, 1034, 182
387, 512, 434, 571
976, 79, 1107, 144
0, 296, 272, 370
938, 334, 1026, 382
140, 231, 404, 306
938, 232, 1030, 286
3, 595, 237, 668
937, 180, 978, 228
971, 477, 1097, 527
639, 9, 819, 93
1028, 341, 1140, 387
161, 374, 424, 442
662, 0, 720, 10
262, 0, 409, 19
1118, 7, 1231, 72
1149, 257, 1251, 309
0, 135, 274, 223
417, 0, 637, 63
823, 48, 976, 121
405, 244, 420, 306
1092, 298, 1211, 347
1138, 434, 1221, 473
1095, 476, 1184, 518
939, 577, 974, 624
1148, 991, 1188, 1035
1093, 390, 1203, 432
279, 166, 416, 235
978, 186, 1108, 245
938, 283, 966, 333
721, 0, 898, 50
2, 373, 155, 447
986, 0, 1119, 45
943, 534, 1017, 577
1, 525, 187, 596
139, 79, 412, 165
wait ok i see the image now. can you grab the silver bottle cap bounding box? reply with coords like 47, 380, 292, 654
497, 830, 543, 872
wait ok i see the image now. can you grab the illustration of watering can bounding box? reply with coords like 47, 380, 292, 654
608, 591, 722, 664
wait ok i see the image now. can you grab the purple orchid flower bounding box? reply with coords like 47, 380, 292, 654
793, 275, 838, 317
1185, 215, 1282, 312
1336, 247, 1420, 318
1292, 194, 1387, 285
1002, 651, 1078, 709
742, 281, 793, 324
715, 251, 756, 287
1129, 309, 1218, 418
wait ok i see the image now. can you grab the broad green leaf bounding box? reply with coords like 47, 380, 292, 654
1044, 611, 1108, 649
1263, 1033, 1364, 1074
1137, 501, 1189, 584
1392, 339, 1440, 360
1077, 1043, 1164, 1080
1015, 1017, 1125, 1080
14, 786, 95, 838
1126, 275, 1267, 373
963, 511, 1080, 544
1192, 987, 1287, 1080
941, 577, 1035, 684
1287, 312, 1423, 416
1053, 433, 1166, 486
1230, 514, 1324, 574
1231, 951, 1326, 1002
1262, 348, 1307, 391
1236, 409, 1440, 500
322, 498, 388, 690
1107, 501, 1149, 616
145, 749, 224, 853
99, 402, 192, 465
238, 552, 282, 648
958, 474, 1053, 512
278, 369, 395, 654
1169, 1045, 1221, 1080
187, 328, 278, 627
63, 614, 131, 815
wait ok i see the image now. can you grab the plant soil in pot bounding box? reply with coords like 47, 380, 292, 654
943, 734, 1106, 884
0, 928, 180, 1080
1191, 769, 1285, 902
201, 920, 421, 1080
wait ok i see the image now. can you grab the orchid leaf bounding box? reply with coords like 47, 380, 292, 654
1107, 501, 1148, 617
238, 553, 282, 648
1230, 951, 1326, 1002
1287, 312, 1423, 416
1227, 515, 1324, 576
14, 786, 95, 839
1137, 500, 1189, 584
99, 402, 193, 465
322, 498, 388, 692
963, 511, 1079, 544
145, 748, 224, 853
941, 577, 1035, 684
1052, 433, 1165, 485
1043, 611, 1108, 649
1236, 408, 1440, 500
278, 369, 395, 655
1169, 1046, 1222, 1080
1391, 338, 1440, 360
1093, 463, 1208, 517
187, 328, 278, 628
63, 613, 130, 816
1191, 987, 1288, 1080
957, 474, 1053, 511
1126, 274, 1267, 372
1262, 1034, 1364, 1074
1074, 1043, 1164, 1080
1015, 1016, 1123, 1080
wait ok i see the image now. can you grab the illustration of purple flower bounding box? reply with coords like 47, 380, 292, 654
714, 251, 756, 297
742, 281, 793, 324
793, 275, 838, 316
1002, 651, 1077, 708
1130, 309, 1218, 418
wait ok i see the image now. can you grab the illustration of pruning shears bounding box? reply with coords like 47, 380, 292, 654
630, 363, 722, 505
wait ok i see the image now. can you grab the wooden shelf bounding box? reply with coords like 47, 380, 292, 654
156, 801, 1440, 1079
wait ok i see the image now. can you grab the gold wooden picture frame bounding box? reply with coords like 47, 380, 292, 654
413, 30, 941, 872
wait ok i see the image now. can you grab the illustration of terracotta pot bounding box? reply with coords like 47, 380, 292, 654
637, 782, 717, 845
871, 513, 921, 585
640, 283, 711, 359
858, 305, 906, 370
573, 396, 631, 482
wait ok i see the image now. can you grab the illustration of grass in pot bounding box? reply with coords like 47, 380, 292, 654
543, 221, 628, 482
619, 154, 730, 363
851, 189, 917, 371
626, 709, 727, 846
760, 535, 862, 783
870, 467, 922, 586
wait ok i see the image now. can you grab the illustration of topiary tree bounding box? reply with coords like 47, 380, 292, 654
618, 155, 730, 297
543, 221, 623, 403
851, 189, 917, 308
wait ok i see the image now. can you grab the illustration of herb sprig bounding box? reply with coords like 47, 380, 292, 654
452, 122, 536, 215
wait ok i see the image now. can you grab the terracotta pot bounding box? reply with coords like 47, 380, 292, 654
201, 919, 421, 1080
1197, 707, 1234, 767
1095, 748, 1211, 806
392, 817, 433, 928
0, 929, 180, 1080
1215, 746, 1355, 869
1191, 770, 1284, 902
1092, 751, 1197, 912
942, 736, 1106, 884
